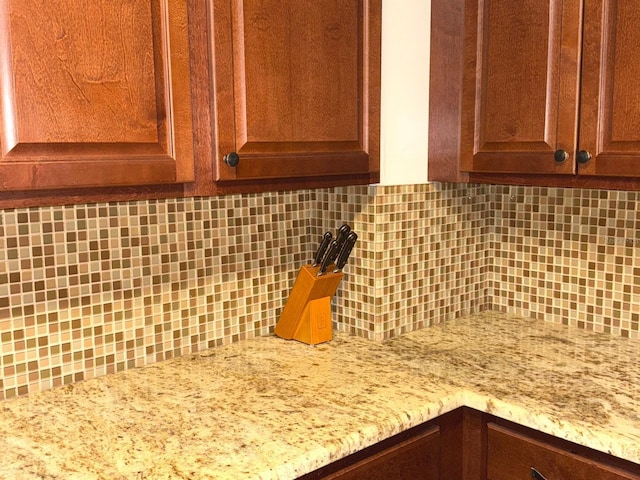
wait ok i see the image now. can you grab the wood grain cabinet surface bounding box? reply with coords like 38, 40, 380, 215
299, 408, 465, 480
0, 1, 381, 207
429, 0, 640, 189
204, 0, 381, 194
321, 426, 441, 480
0, 0, 194, 197
299, 408, 640, 480
487, 422, 640, 480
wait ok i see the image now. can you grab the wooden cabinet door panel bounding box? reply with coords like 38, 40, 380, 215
461, 0, 582, 175
211, 0, 379, 183
322, 426, 440, 480
487, 423, 640, 480
579, 0, 640, 177
0, 0, 194, 190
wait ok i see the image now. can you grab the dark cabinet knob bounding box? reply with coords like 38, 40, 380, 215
576, 150, 592, 164
224, 152, 240, 167
554, 149, 568, 163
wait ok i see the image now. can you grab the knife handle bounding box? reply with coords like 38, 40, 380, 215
312, 231, 333, 266
334, 224, 351, 249
317, 239, 340, 276
334, 232, 357, 272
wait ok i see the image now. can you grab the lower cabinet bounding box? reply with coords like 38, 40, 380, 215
299, 408, 464, 479
321, 426, 441, 480
486, 422, 640, 480
300, 408, 640, 480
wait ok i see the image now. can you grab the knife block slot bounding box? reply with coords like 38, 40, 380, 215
274, 264, 343, 345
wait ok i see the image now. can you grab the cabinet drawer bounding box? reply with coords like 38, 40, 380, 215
318, 426, 440, 480
487, 423, 640, 480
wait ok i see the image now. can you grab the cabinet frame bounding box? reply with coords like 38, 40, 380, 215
300, 407, 640, 480
0, 0, 382, 209
429, 0, 640, 190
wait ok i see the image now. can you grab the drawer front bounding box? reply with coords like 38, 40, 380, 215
323, 426, 440, 480
487, 423, 640, 480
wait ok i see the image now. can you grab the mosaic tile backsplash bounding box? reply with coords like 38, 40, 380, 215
315, 183, 490, 340
490, 185, 640, 339
0, 192, 315, 399
1, 183, 640, 398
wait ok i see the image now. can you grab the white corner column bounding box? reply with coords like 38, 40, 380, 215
379, 0, 431, 186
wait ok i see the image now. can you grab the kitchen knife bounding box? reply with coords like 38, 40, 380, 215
312, 231, 333, 266
317, 239, 340, 276
333, 231, 357, 273
334, 224, 351, 250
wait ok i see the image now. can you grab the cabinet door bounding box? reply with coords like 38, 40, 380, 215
460, 0, 582, 175
0, 0, 194, 191
322, 426, 440, 480
578, 1, 640, 177
487, 423, 640, 480
210, 0, 380, 187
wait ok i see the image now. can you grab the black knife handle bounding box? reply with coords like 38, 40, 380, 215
334, 224, 351, 249
318, 239, 340, 276
334, 232, 357, 272
312, 231, 333, 266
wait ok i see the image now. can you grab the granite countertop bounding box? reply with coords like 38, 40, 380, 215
1, 311, 639, 479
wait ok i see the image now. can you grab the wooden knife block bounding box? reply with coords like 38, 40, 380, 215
274, 264, 343, 345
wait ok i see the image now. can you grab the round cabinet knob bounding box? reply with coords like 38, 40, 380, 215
554, 149, 568, 163
224, 152, 240, 167
576, 150, 592, 164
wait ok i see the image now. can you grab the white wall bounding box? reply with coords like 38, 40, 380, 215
379, 0, 431, 185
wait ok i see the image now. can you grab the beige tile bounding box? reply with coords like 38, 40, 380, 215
2, 183, 639, 398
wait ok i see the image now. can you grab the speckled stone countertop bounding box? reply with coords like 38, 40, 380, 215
1, 312, 640, 479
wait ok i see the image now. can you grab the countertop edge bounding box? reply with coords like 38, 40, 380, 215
273, 389, 640, 479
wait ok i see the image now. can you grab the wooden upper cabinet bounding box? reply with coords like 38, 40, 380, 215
578, 1, 640, 177
0, 0, 194, 191
460, 0, 582, 175
208, 0, 381, 190
430, 0, 640, 187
